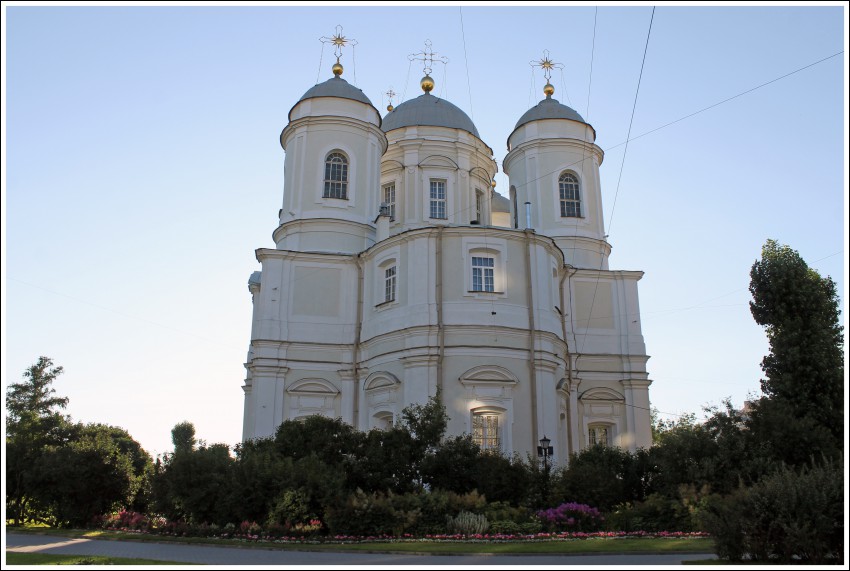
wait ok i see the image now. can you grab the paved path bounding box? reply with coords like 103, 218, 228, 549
6, 533, 715, 566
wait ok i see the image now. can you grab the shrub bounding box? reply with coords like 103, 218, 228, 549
266, 490, 312, 528
489, 520, 522, 535
446, 511, 489, 536
414, 489, 487, 535
483, 500, 533, 524
519, 520, 543, 534
537, 502, 604, 532
701, 458, 844, 564
606, 488, 706, 532
325, 489, 420, 537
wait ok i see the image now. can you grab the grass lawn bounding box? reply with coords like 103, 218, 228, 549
6, 525, 714, 555
5, 552, 191, 565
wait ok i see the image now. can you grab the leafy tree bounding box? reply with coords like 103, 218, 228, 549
170, 421, 197, 454
553, 445, 642, 511
400, 391, 449, 455
33, 423, 139, 528
274, 415, 363, 467
421, 434, 481, 494
748, 239, 844, 461
5, 357, 72, 524
230, 437, 295, 523
348, 426, 418, 494
153, 422, 235, 525
472, 452, 531, 505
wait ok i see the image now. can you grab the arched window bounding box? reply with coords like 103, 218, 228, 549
473, 410, 502, 451
323, 152, 348, 199
558, 172, 581, 218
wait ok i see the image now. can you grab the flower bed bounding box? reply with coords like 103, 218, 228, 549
98, 522, 708, 545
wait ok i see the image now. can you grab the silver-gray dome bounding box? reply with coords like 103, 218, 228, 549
382, 93, 480, 138
297, 76, 374, 107
514, 95, 586, 129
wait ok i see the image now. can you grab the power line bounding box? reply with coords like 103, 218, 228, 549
608, 50, 844, 152
606, 6, 655, 236
580, 6, 655, 355
507, 49, 844, 202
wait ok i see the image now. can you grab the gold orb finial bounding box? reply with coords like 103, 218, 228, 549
387, 104, 394, 112
491, 180, 497, 188
421, 75, 434, 93
332, 61, 343, 76
543, 83, 555, 97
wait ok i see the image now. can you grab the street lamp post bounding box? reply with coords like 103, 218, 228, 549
537, 435, 553, 505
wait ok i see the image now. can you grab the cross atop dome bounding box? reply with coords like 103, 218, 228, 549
385, 87, 397, 112
531, 50, 563, 97
320, 25, 358, 76
408, 40, 448, 93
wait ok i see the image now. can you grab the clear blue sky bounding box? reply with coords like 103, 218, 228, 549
3, 4, 847, 458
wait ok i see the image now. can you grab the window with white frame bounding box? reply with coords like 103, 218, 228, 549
471, 256, 495, 292
430, 179, 447, 219
588, 424, 611, 446
382, 183, 396, 220
323, 152, 349, 199
558, 172, 581, 217
384, 265, 397, 303
475, 189, 483, 223
473, 412, 501, 451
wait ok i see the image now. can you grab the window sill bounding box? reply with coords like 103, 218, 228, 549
465, 290, 506, 300
375, 299, 398, 311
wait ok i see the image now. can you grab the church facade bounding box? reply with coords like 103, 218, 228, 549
241, 58, 653, 463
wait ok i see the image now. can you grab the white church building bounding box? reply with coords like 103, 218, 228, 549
242, 46, 653, 462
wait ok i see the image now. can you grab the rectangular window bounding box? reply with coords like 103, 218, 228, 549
384, 266, 397, 303
471, 256, 494, 292
475, 189, 483, 223
589, 426, 609, 446
473, 414, 501, 450
383, 183, 396, 221
430, 179, 447, 219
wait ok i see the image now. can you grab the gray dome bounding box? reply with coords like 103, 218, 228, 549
491, 192, 510, 213
382, 93, 480, 138
514, 95, 586, 129
296, 76, 374, 107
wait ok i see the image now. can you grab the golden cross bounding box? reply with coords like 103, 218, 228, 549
320, 25, 358, 60
408, 39, 448, 76
530, 50, 563, 82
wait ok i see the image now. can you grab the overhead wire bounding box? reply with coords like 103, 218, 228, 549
508, 49, 844, 200
460, 6, 499, 337
579, 5, 655, 353
268, 37, 842, 316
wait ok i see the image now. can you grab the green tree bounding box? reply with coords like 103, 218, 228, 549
553, 445, 642, 511
274, 415, 362, 467
5, 357, 72, 524
170, 421, 197, 454
230, 437, 295, 523
33, 423, 139, 528
400, 391, 449, 455
472, 452, 531, 505
748, 240, 843, 462
152, 422, 235, 525
421, 434, 481, 494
